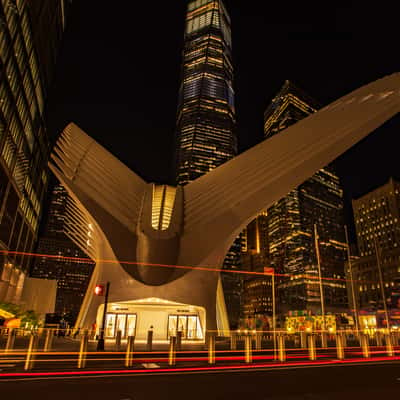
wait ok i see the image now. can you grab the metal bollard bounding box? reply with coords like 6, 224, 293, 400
125, 335, 135, 367
43, 329, 54, 352
169, 336, 177, 366
24, 334, 39, 371
176, 330, 183, 351
278, 334, 286, 362
385, 334, 394, 357
300, 331, 307, 349
230, 332, 237, 351
376, 331, 383, 346
5, 328, 16, 352
147, 329, 153, 351
255, 332, 262, 350
78, 331, 89, 368
336, 332, 345, 360
115, 330, 122, 351
320, 332, 328, 349
244, 334, 252, 363
308, 334, 316, 361
208, 333, 216, 364
342, 332, 348, 348
360, 333, 370, 358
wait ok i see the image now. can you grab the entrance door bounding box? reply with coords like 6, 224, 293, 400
126, 314, 137, 337
116, 314, 126, 337
167, 314, 203, 340
105, 314, 116, 337
104, 313, 136, 338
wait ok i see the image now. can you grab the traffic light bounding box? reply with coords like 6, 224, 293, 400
94, 284, 104, 296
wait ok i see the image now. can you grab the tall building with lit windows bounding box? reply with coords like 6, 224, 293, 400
264, 81, 347, 312
30, 183, 94, 324
175, 0, 240, 325
175, 0, 236, 185
347, 178, 400, 311
241, 214, 273, 320
0, 1, 69, 303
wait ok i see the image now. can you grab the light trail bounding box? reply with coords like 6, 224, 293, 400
0, 249, 380, 285
0, 356, 399, 379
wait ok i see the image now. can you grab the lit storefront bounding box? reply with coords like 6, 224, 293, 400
96, 298, 205, 342
285, 312, 337, 333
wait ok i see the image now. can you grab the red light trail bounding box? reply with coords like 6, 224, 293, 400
0, 356, 399, 379
0, 249, 379, 286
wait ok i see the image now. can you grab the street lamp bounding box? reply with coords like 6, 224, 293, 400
95, 282, 110, 351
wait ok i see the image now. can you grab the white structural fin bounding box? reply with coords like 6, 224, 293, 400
50, 123, 147, 233
181, 72, 400, 267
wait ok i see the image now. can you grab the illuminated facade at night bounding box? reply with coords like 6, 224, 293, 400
241, 214, 273, 319
0, 1, 68, 303
50, 73, 400, 341
175, 0, 236, 185
30, 184, 94, 324
347, 178, 400, 310
264, 81, 348, 312
175, 0, 240, 325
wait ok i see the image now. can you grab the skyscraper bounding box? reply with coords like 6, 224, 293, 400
347, 178, 400, 311
175, 0, 236, 185
240, 214, 273, 323
30, 183, 94, 324
264, 81, 347, 312
0, 0, 69, 303
175, 0, 240, 325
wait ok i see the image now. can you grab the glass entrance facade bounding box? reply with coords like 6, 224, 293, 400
105, 313, 137, 338
167, 314, 203, 340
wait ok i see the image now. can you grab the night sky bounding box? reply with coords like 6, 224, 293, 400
45, 1, 399, 243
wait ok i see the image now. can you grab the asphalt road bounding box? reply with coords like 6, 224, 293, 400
0, 361, 399, 400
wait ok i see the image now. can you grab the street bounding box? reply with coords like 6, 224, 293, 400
0, 361, 399, 400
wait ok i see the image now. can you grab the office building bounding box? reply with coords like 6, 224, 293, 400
241, 214, 273, 321
175, 0, 236, 185
348, 178, 400, 311
264, 80, 348, 312
175, 0, 240, 325
0, 0, 68, 303
30, 184, 94, 324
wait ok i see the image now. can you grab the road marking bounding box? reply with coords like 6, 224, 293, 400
142, 363, 160, 369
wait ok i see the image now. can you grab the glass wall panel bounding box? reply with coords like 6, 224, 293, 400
105, 313, 116, 337
126, 315, 136, 337
168, 315, 177, 337
116, 314, 126, 337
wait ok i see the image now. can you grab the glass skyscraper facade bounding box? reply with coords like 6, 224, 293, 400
30, 183, 94, 324
264, 81, 347, 312
0, 0, 68, 303
175, 0, 240, 327
175, 0, 236, 186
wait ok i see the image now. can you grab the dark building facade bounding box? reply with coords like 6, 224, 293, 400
241, 214, 273, 320
0, 0, 68, 303
347, 178, 400, 310
264, 81, 347, 313
175, 0, 240, 326
30, 183, 94, 324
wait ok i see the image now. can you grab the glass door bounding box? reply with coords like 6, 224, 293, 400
126, 314, 137, 337
168, 315, 178, 338
105, 314, 116, 337
168, 314, 203, 340
177, 316, 187, 338
116, 314, 126, 337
